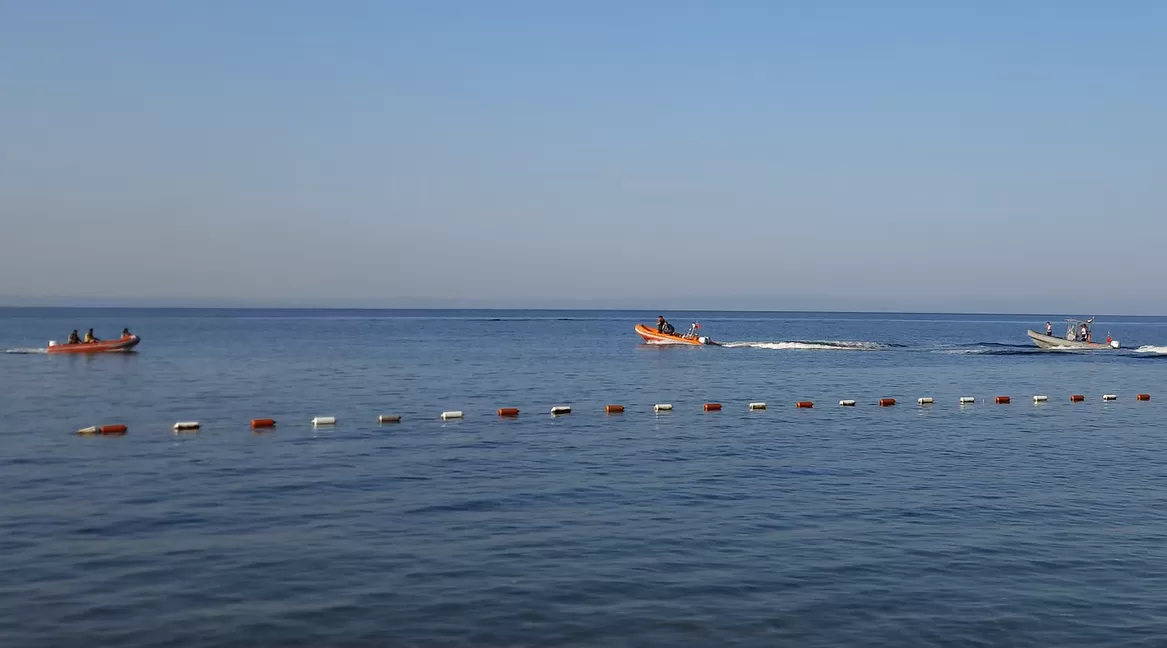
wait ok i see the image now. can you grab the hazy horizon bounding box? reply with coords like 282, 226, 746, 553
2, 3, 1163, 313
4, 294, 1167, 318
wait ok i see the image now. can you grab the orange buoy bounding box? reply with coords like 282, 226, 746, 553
497, 407, 519, 417
98, 424, 128, 435
796, 401, 814, 408
1070, 394, 1085, 402
1137, 393, 1151, 401
250, 418, 276, 429
879, 398, 896, 407
995, 396, 1010, 404
703, 403, 722, 411
605, 404, 624, 414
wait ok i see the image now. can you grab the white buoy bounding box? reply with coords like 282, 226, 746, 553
748, 402, 766, 410
550, 406, 571, 415
917, 397, 934, 405
173, 421, 200, 431
1033, 395, 1049, 403
959, 397, 976, 404
312, 416, 337, 426
839, 400, 856, 407
1102, 394, 1118, 401
654, 403, 673, 412
440, 411, 463, 420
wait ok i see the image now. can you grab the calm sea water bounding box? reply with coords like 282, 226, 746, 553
3, 308, 1167, 647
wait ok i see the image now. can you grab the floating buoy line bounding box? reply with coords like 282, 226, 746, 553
73, 393, 1153, 436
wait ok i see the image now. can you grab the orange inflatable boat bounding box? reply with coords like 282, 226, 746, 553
634, 323, 718, 346
47, 335, 141, 354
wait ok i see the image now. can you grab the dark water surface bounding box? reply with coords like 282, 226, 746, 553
3, 309, 1167, 647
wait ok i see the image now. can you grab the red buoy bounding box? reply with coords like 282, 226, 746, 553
703, 403, 722, 411
1070, 394, 1085, 402
250, 418, 276, 429
879, 398, 896, 407
795, 401, 814, 408
995, 396, 1011, 404
497, 408, 519, 417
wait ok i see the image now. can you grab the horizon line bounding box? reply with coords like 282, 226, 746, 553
0, 304, 1155, 319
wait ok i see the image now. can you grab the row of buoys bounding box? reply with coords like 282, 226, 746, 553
73, 393, 1156, 435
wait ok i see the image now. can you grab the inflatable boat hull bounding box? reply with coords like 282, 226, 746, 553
635, 324, 718, 346
48, 336, 141, 354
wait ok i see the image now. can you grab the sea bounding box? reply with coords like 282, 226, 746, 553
3, 308, 1167, 647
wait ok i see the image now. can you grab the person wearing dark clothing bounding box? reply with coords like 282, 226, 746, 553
657, 316, 675, 335
67, 330, 81, 344
122, 328, 132, 338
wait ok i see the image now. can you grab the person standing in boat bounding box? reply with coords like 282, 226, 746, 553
1080, 322, 1090, 342
1045, 321, 1053, 337
657, 316, 675, 335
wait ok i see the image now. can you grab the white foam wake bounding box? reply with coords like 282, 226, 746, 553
1135, 345, 1167, 354
4, 348, 47, 354
722, 340, 886, 351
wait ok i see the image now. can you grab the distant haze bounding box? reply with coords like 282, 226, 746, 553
1, 3, 1164, 313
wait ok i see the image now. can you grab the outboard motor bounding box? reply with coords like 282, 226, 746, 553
698, 336, 709, 345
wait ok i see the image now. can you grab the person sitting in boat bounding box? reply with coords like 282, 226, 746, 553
84, 328, 99, 343
657, 316, 675, 335
67, 330, 81, 345
121, 328, 132, 339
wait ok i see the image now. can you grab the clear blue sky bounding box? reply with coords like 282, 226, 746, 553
1, 1, 1163, 312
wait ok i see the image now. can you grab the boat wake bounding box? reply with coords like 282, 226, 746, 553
934, 342, 1052, 356
722, 340, 888, 351
4, 348, 47, 354
642, 339, 699, 346
1134, 345, 1167, 355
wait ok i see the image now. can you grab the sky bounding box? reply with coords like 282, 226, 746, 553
1, 1, 1164, 313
